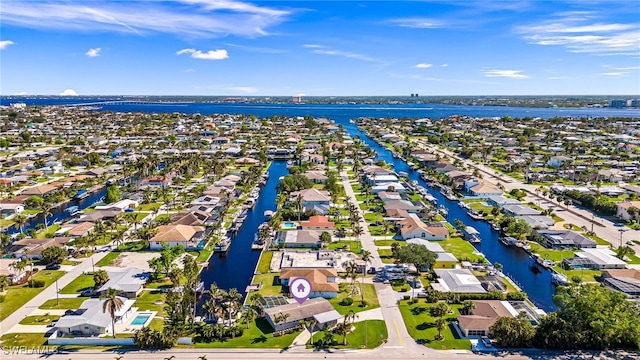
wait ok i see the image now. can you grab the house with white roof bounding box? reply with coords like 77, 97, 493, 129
431, 269, 486, 293
97, 268, 147, 298
55, 297, 135, 336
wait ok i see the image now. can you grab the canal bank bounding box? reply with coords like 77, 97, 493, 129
199, 161, 289, 298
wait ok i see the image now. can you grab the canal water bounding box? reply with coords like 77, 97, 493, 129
199, 161, 289, 299
6, 187, 107, 235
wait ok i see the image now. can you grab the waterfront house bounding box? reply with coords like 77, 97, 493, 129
377, 191, 402, 202
486, 195, 521, 208
300, 215, 335, 232
170, 210, 209, 226
8, 237, 72, 260
95, 199, 138, 212
144, 175, 172, 187
279, 268, 339, 299
364, 174, 399, 185
372, 182, 406, 194
570, 248, 627, 270
55, 297, 135, 337
21, 183, 59, 196
149, 224, 206, 250
547, 155, 572, 168
290, 188, 331, 215
0, 203, 24, 218
360, 165, 393, 177
397, 214, 449, 240
600, 269, 640, 296
302, 170, 328, 184
78, 209, 122, 223
65, 222, 95, 238
517, 215, 555, 230
383, 199, 422, 213
468, 182, 502, 197
264, 297, 342, 332
502, 204, 541, 217
535, 230, 597, 249
431, 269, 486, 293
97, 268, 147, 298
277, 230, 324, 248
456, 300, 518, 338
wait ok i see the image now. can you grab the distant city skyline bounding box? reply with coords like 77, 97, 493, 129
1, 1, 639, 96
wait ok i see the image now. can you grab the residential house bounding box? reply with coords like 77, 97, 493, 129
570, 248, 627, 270
97, 268, 147, 298
486, 195, 521, 208
517, 215, 555, 230
377, 191, 402, 202
149, 224, 206, 250
600, 269, 640, 296
535, 230, 597, 249
94, 199, 138, 212
456, 300, 518, 337
8, 237, 72, 260
372, 182, 406, 194
300, 215, 335, 232
616, 201, 640, 220
303, 171, 328, 184
21, 184, 59, 196
264, 297, 342, 332
406, 238, 458, 269
290, 188, 331, 215
365, 174, 399, 185
170, 210, 209, 226
279, 268, 339, 299
144, 176, 171, 187
383, 199, 421, 213
547, 155, 573, 168
277, 230, 324, 248
0, 203, 24, 218
397, 214, 449, 240
55, 297, 135, 336
0, 258, 27, 284
78, 209, 122, 223
502, 204, 541, 217
431, 269, 486, 293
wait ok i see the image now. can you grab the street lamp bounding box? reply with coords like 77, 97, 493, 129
618, 228, 628, 248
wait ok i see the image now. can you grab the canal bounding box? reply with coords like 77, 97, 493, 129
199, 161, 289, 299
6, 187, 107, 235
336, 120, 557, 312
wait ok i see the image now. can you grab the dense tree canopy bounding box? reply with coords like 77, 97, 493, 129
490, 313, 535, 348
277, 174, 313, 193
41, 246, 66, 265
392, 243, 436, 272
534, 284, 640, 350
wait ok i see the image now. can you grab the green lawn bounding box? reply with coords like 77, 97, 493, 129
39, 297, 86, 310
194, 317, 299, 348
134, 290, 166, 316
374, 240, 400, 246
378, 249, 394, 264
327, 241, 362, 254
398, 300, 471, 350
19, 314, 60, 325
256, 251, 274, 274
35, 224, 61, 238
440, 237, 484, 262
0, 270, 65, 321
555, 267, 601, 283
137, 203, 162, 211
95, 251, 120, 267
0, 333, 49, 348
329, 283, 379, 315
309, 320, 387, 349
59, 274, 95, 294
252, 273, 283, 297
528, 243, 575, 262
148, 317, 164, 331
145, 278, 173, 290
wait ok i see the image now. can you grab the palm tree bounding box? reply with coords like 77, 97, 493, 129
13, 214, 28, 234
301, 318, 318, 345
435, 317, 446, 340
360, 250, 372, 305
102, 288, 124, 338
39, 202, 53, 229
295, 194, 304, 222
461, 300, 475, 315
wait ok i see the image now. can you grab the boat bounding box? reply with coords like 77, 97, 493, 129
264, 210, 274, 219
499, 236, 517, 246
214, 237, 231, 252
74, 189, 89, 199
467, 210, 484, 220
244, 197, 256, 209
463, 226, 481, 243
64, 205, 81, 216
551, 272, 568, 286
438, 205, 448, 216
286, 160, 293, 168
492, 223, 501, 231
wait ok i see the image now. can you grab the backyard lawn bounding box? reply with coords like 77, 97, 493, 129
309, 320, 387, 349
378, 249, 394, 264
329, 283, 379, 315
19, 314, 60, 325
327, 241, 362, 254
256, 251, 274, 274
0, 333, 49, 348
0, 270, 65, 321
194, 317, 299, 349
440, 237, 484, 263
134, 290, 167, 316
398, 300, 471, 350
39, 297, 86, 310
252, 273, 283, 297
59, 274, 95, 294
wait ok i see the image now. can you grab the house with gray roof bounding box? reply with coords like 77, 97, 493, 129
277, 230, 324, 248
55, 297, 135, 336
264, 297, 342, 332
97, 268, 147, 298
535, 230, 597, 249
502, 204, 541, 217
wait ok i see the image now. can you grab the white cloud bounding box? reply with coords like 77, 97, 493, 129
616, 66, 640, 70
60, 88, 78, 96
0, 0, 292, 38
601, 72, 627, 76
441, 64, 448, 67
305, 44, 377, 62
183, 68, 195, 73
0, 40, 14, 50
387, 17, 445, 29
226, 86, 257, 93
13, 91, 27, 95
516, 13, 640, 56
85, 47, 101, 57
413, 63, 432, 69
484, 70, 530, 79
177, 48, 228, 60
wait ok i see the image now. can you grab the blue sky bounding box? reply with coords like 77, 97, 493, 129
1, 1, 639, 96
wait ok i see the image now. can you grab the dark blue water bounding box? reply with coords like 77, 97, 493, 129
198, 161, 288, 299
7, 187, 107, 235
6, 100, 630, 310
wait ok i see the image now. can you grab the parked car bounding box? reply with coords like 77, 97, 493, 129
80, 289, 97, 297
481, 336, 492, 348
367, 267, 377, 274
45, 263, 61, 270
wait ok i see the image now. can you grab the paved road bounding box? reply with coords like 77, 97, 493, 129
0, 251, 111, 336
417, 140, 640, 256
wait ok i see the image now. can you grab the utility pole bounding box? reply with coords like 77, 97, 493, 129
619, 228, 627, 248
92, 257, 95, 273
55, 279, 59, 305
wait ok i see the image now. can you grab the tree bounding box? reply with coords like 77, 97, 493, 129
627, 206, 639, 222
0, 275, 9, 291
490, 313, 535, 348
320, 231, 332, 247
392, 243, 437, 273
615, 245, 636, 260
102, 288, 124, 338
301, 318, 318, 345
105, 184, 121, 204
39, 202, 53, 229
431, 302, 449, 340
461, 300, 475, 315
13, 214, 28, 234
41, 246, 66, 265
435, 317, 447, 341
360, 250, 372, 305
93, 269, 109, 288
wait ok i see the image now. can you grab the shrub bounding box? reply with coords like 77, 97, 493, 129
403, 295, 411, 300
341, 297, 354, 306
29, 279, 46, 288
0, 295, 5, 303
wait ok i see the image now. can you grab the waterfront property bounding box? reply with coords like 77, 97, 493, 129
279, 268, 339, 299
54, 297, 135, 336
149, 224, 206, 250
456, 300, 519, 338
96, 268, 147, 298
397, 214, 449, 240
431, 269, 486, 293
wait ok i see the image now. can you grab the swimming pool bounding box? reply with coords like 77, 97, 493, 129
283, 222, 296, 229
131, 313, 152, 326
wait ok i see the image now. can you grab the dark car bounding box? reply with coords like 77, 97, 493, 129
80, 289, 97, 297
45, 263, 61, 270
